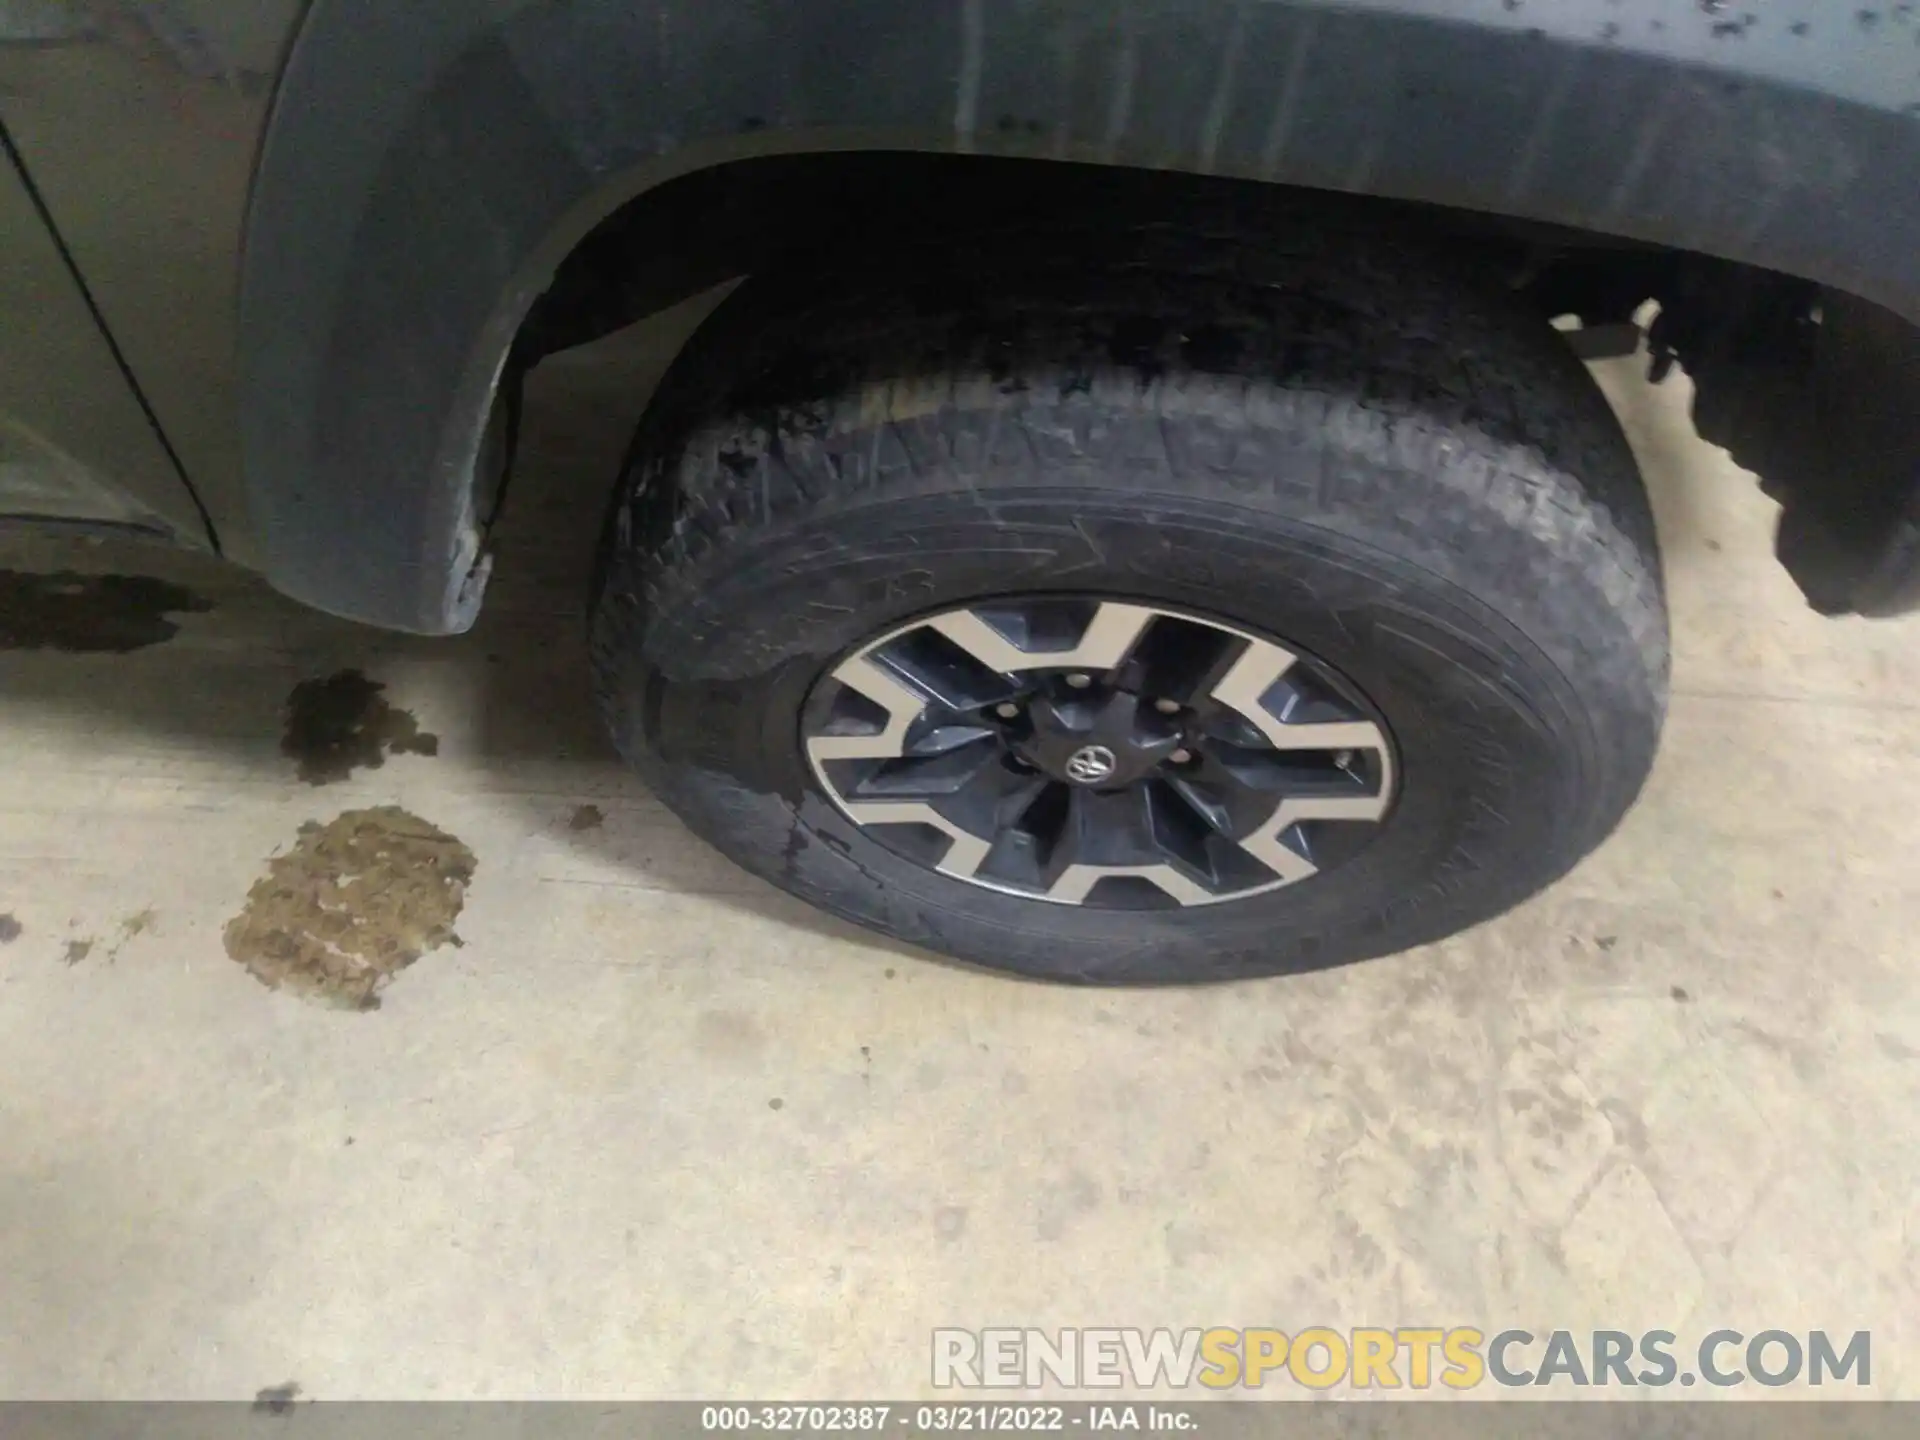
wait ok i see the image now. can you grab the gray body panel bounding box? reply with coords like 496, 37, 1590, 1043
0, 0, 302, 558
0, 114, 198, 540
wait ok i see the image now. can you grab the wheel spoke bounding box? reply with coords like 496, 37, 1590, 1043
807, 655, 928, 762
1211, 642, 1389, 755
1112, 615, 1246, 706
1208, 639, 1299, 730
1042, 785, 1214, 906
935, 751, 1057, 839
845, 743, 1057, 884
1259, 718, 1389, 752
871, 629, 1024, 712
1235, 788, 1396, 886
836, 799, 993, 879
849, 736, 1002, 800
929, 600, 1157, 675
903, 720, 999, 757
1164, 757, 1278, 837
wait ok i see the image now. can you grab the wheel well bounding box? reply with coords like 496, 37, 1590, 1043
514, 151, 1704, 364
513, 149, 1920, 618
514, 153, 1824, 476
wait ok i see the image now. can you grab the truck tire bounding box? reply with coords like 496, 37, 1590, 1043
588, 224, 1668, 983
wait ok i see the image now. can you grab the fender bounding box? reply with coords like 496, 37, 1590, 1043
241, 0, 1920, 633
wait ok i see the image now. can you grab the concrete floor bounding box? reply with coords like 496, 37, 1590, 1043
1, 327, 1917, 1401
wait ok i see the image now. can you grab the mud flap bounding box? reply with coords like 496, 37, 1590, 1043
1659, 275, 1920, 618
1776, 293, 1920, 617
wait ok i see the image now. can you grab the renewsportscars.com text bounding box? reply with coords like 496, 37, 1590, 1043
931, 1327, 1871, 1391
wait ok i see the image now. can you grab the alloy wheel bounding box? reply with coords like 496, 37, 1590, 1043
801, 598, 1397, 909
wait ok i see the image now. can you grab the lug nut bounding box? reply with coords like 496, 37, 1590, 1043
1170, 748, 1193, 765
1065, 673, 1092, 689
995, 702, 1021, 719
1154, 698, 1181, 714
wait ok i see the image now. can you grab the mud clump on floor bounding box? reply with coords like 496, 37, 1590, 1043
281, 670, 439, 784
0, 570, 210, 652
0, 913, 20, 944
223, 807, 475, 1010
568, 803, 605, 831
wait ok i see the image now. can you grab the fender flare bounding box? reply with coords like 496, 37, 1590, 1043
240, 0, 1920, 632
